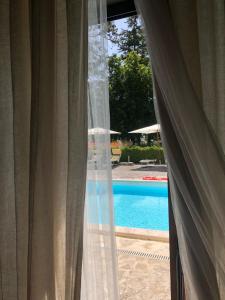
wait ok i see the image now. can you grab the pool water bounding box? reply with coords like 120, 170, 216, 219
113, 181, 169, 231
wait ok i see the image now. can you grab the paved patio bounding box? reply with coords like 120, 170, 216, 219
113, 164, 170, 299
112, 164, 167, 181
117, 237, 170, 300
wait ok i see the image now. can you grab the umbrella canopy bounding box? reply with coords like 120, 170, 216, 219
88, 127, 121, 135
129, 124, 160, 134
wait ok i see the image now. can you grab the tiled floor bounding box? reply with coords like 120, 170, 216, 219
117, 237, 171, 300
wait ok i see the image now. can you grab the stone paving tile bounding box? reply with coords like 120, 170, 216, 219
117, 237, 171, 300
117, 237, 169, 256
112, 165, 167, 181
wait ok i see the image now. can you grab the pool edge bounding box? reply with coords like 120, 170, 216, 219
113, 178, 168, 183
115, 226, 169, 243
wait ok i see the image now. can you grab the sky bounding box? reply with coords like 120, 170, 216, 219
108, 17, 128, 56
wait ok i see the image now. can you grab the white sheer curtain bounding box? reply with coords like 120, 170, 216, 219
135, 1, 225, 300
81, 0, 119, 299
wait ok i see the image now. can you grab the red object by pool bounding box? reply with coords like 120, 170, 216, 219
142, 176, 168, 181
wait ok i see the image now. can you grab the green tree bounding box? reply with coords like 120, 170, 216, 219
109, 52, 156, 136
108, 16, 156, 138
108, 16, 148, 58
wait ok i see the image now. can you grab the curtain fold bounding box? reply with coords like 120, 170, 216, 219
135, 1, 225, 299
0, 0, 87, 299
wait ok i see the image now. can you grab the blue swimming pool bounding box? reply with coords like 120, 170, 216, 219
113, 181, 169, 231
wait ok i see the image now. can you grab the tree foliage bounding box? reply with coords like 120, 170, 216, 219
108, 16, 156, 137
108, 16, 148, 58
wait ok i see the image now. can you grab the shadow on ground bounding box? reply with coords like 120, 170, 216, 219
112, 164, 120, 169
131, 165, 167, 172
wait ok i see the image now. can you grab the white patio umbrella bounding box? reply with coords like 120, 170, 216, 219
129, 124, 160, 134
88, 127, 121, 135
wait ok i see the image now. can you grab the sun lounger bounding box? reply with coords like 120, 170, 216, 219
111, 148, 121, 165
139, 159, 157, 165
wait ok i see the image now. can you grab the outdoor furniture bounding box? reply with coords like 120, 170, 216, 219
129, 124, 161, 144
111, 148, 121, 165
139, 159, 157, 165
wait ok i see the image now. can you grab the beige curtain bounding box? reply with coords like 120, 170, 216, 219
0, 0, 87, 299
135, 1, 225, 299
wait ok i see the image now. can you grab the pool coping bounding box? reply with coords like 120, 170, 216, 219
115, 226, 169, 243
112, 178, 168, 183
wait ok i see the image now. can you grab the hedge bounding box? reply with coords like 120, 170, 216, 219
120, 146, 165, 163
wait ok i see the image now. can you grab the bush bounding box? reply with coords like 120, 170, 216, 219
120, 146, 165, 163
